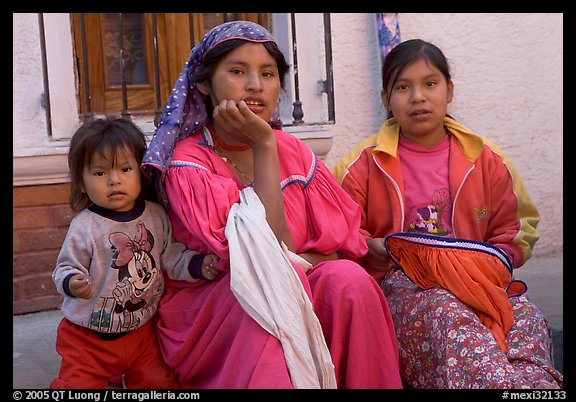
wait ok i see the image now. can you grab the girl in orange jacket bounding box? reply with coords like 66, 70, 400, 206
333, 39, 562, 389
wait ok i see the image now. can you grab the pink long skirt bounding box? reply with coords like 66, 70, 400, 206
157, 259, 403, 389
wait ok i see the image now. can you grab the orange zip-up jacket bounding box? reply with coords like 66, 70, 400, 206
332, 117, 539, 282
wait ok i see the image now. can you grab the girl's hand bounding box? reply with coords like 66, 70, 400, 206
201, 254, 222, 281
364, 238, 391, 272
69, 274, 93, 300
213, 99, 275, 148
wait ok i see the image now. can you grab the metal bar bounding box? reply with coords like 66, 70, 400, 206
290, 13, 304, 125
152, 13, 162, 126
189, 13, 195, 46
37, 13, 52, 137
118, 13, 131, 120
323, 13, 335, 123
79, 13, 94, 122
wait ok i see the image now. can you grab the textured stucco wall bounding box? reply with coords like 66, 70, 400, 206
13, 13, 48, 151
327, 13, 563, 256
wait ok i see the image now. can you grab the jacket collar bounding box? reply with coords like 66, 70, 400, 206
373, 117, 485, 162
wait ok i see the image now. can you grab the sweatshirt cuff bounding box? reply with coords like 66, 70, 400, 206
189, 254, 207, 280
62, 273, 77, 297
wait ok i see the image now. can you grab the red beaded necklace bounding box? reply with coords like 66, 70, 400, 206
210, 124, 251, 151
215, 139, 251, 151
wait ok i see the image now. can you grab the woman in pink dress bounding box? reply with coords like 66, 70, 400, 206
141, 20, 402, 389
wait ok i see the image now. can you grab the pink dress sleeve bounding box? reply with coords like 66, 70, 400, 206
281, 140, 368, 261
164, 156, 240, 262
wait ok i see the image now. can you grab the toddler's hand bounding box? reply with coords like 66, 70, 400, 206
201, 254, 222, 281
69, 274, 93, 300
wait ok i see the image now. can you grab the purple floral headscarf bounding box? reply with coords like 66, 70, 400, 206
141, 21, 283, 200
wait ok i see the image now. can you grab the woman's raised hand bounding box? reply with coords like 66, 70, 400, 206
213, 99, 275, 148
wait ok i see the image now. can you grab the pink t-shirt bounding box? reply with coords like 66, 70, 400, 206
399, 133, 453, 237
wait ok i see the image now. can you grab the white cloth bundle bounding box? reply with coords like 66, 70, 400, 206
225, 187, 337, 389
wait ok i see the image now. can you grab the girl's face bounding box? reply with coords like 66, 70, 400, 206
81, 145, 142, 212
197, 42, 281, 123
384, 59, 454, 147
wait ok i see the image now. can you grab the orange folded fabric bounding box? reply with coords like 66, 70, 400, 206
384, 233, 526, 352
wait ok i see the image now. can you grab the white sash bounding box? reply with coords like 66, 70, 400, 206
225, 187, 337, 389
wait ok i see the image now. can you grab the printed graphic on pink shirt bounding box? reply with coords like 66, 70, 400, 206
407, 188, 452, 236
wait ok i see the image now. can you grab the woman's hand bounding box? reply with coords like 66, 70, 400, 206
213, 99, 275, 148
364, 238, 391, 272
298, 251, 339, 267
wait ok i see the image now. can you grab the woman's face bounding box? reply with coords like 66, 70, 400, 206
198, 42, 282, 123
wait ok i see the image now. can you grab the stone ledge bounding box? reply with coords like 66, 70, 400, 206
13, 127, 335, 186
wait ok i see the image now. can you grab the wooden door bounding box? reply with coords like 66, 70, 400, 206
72, 13, 268, 117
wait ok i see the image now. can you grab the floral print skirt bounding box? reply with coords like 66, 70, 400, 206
381, 266, 563, 389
